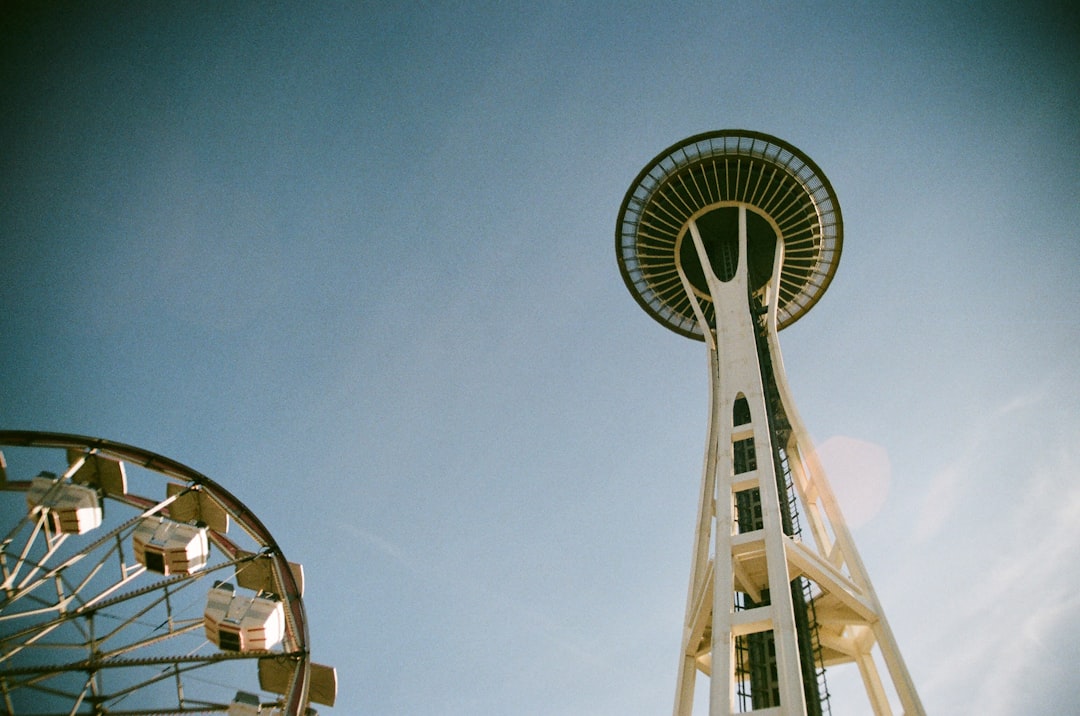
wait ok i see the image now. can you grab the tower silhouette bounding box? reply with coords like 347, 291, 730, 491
616, 131, 924, 715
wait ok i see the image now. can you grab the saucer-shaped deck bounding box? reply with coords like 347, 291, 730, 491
616, 130, 842, 340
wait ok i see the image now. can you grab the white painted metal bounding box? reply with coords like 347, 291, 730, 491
25, 474, 103, 535
669, 206, 925, 715
132, 514, 210, 575
204, 583, 286, 652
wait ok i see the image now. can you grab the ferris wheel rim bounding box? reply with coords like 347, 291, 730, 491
0, 430, 317, 715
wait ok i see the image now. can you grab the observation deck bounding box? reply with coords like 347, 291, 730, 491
616, 130, 843, 340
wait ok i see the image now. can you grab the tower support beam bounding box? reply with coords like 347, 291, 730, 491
617, 131, 925, 716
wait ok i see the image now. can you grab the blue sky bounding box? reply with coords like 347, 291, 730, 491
2, 2, 1078, 714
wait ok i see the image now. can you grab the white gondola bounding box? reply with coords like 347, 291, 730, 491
132, 515, 209, 575
204, 582, 285, 652
228, 691, 282, 715
228, 691, 315, 716
25, 474, 102, 535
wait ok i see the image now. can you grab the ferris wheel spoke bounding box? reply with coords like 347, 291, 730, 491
0, 434, 334, 714
3, 513, 64, 593
93, 581, 206, 647
0, 617, 66, 667
3, 509, 155, 611
96, 620, 205, 661
82, 709, 229, 715
1, 649, 280, 685
4, 551, 263, 667
66, 670, 96, 715
0, 678, 82, 710
93, 654, 259, 709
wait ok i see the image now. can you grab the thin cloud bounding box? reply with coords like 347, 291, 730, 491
338, 520, 607, 668
921, 446, 1080, 714
913, 388, 1046, 543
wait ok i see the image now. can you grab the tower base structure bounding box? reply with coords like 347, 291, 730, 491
615, 132, 924, 715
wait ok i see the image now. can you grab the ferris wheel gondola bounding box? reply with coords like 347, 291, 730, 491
0, 431, 337, 715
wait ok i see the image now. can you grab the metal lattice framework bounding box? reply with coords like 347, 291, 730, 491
616, 130, 842, 340
0, 431, 336, 715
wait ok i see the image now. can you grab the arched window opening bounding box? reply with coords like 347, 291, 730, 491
733, 395, 752, 426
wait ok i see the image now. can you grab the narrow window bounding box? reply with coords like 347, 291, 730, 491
736, 489, 764, 533
219, 629, 242, 652
144, 549, 166, 574
733, 437, 757, 474
733, 395, 751, 426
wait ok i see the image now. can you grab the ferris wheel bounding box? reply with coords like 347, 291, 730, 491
0, 430, 337, 715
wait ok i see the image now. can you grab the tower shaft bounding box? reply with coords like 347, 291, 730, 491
671, 207, 924, 716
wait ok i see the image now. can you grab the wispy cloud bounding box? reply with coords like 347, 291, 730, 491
338, 521, 423, 576
912, 462, 965, 543
919, 438, 1080, 713
334, 519, 608, 669
913, 387, 1047, 543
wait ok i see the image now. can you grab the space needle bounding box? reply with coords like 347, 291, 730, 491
616, 131, 924, 715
